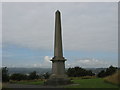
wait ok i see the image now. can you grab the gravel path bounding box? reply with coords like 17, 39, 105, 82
3, 83, 79, 89
4, 83, 61, 88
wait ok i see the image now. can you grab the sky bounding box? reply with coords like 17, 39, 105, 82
2, 2, 118, 68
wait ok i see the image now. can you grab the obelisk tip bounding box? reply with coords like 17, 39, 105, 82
56, 10, 60, 13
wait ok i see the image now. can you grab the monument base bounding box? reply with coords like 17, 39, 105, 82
45, 77, 71, 85
44, 59, 71, 85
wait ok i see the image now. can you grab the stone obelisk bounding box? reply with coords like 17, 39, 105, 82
46, 10, 71, 85
54, 10, 64, 60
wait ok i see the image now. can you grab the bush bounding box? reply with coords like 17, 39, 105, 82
2, 67, 9, 82
81, 76, 96, 79
104, 70, 120, 85
97, 65, 117, 78
42, 72, 50, 79
28, 71, 39, 80
97, 70, 106, 77
10, 73, 28, 81
67, 66, 95, 77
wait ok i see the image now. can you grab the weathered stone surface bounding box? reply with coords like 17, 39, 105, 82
54, 10, 63, 58
45, 10, 71, 85
45, 77, 71, 85
50, 60, 67, 78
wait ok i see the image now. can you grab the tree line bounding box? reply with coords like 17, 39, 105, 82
66, 66, 95, 77
2, 65, 118, 82
2, 67, 50, 82
97, 65, 117, 77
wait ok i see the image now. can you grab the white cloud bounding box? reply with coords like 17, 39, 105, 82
2, 2, 118, 52
65, 58, 116, 68
77, 59, 106, 66
44, 56, 52, 63
38, 56, 52, 68
33, 64, 37, 67
27, 56, 52, 68
1, 0, 119, 2
2, 2, 118, 68
0, 3, 2, 67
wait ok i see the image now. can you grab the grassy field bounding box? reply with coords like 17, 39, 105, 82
104, 70, 120, 85
65, 78, 119, 88
8, 78, 119, 88
0, 82, 2, 89
10, 80, 44, 85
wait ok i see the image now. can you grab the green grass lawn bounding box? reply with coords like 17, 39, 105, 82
65, 78, 119, 88
0, 82, 2, 89
9, 78, 119, 88
10, 80, 44, 85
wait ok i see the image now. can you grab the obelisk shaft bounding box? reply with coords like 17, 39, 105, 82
45, 10, 71, 85
54, 10, 63, 59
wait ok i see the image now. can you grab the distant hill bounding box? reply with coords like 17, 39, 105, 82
85, 68, 107, 75
7, 67, 107, 75
8, 68, 51, 75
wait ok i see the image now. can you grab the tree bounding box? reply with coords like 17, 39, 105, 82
10, 73, 28, 81
42, 72, 50, 79
2, 67, 9, 82
67, 66, 95, 77
97, 70, 106, 77
97, 65, 117, 78
105, 65, 117, 76
28, 71, 39, 80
